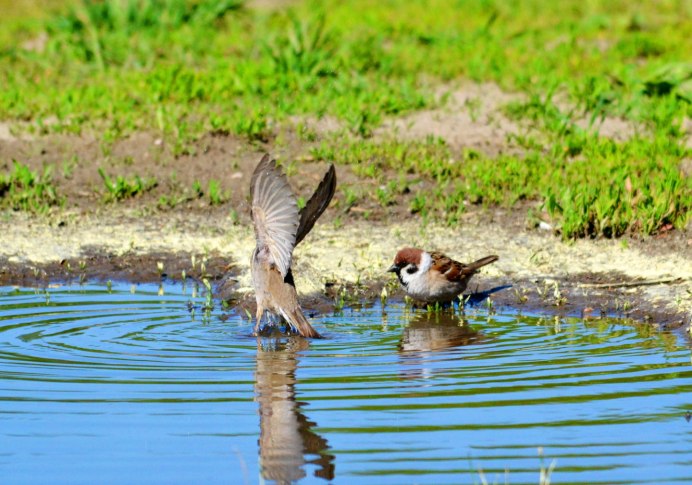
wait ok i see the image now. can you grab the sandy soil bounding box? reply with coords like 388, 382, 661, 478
1, 204, 690, 332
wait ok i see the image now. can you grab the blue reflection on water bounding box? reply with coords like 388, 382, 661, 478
0, 282, 691, 484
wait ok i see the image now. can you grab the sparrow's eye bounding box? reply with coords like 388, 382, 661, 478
406, 265, 418, 275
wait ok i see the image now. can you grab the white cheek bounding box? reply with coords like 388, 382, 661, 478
401, 253, 432, 298
400, 269, 416, 285
400, 253, 431, 285
419, 252, 432, 273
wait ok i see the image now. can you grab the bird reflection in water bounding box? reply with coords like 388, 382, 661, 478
398, 310, 482, 381
255, 334, 335, 483
399, 285, 509, 353
399, 310, 481, 353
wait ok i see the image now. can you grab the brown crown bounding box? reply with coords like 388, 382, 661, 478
393, 247, 424, 266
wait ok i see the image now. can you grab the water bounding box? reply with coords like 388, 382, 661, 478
1, 282, 691, 484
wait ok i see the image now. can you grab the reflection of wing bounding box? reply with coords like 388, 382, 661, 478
295, 164, 336, 245
251, 154, 299, 277
256, 337, 335, 482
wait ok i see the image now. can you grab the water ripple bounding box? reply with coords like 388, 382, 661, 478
0, 283, 691, 484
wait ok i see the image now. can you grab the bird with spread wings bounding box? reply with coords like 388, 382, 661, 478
250, 154, 336, 338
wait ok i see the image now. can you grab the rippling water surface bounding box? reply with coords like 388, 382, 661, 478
1, 282, 691, 484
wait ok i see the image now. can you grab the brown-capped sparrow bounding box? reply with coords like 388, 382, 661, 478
250, 154, 336, 338
387, 248, 498, 303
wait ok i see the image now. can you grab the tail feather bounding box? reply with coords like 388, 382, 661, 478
281, 307, 322, 339
465, 255, 499, 272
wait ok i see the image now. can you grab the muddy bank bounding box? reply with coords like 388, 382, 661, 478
1, 81, 667, 224
1, 209, 690, 333
0, 80, 690, 331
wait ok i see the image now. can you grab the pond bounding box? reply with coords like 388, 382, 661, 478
1, 282, 691, 484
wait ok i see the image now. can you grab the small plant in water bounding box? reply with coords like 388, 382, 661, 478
536, 280, 553, 300
426, 301, 443, 313
403, 295, 414, 308
485, 296, 495, 314
201, 278, 214, 323
538, 447, 556, 485
380, 286, 388, 306
552, 282, 566, 306
514, 287, 528, 304
202, 278, 213, 305
333, 288, 346, 312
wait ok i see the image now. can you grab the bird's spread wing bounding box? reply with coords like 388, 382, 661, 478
295, 164, 336, 246
251, 154, 299, 277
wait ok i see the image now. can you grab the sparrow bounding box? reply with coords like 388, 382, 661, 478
250, 154, 336, 338
387, 248, 498, 303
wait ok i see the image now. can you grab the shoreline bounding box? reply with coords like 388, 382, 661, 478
2, 209, 690, 336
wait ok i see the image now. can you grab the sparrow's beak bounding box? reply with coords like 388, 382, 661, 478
386, 264, 399, 273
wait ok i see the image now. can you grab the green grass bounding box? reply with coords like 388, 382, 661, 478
98, 167, 157, 202
207, 179, 228, 205
312, 135, 690, 238
1, 0, 688, 135
0, 161, 62, 212
0, 0, 690, 237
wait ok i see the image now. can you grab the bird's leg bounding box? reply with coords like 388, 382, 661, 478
254, 307, 264, 335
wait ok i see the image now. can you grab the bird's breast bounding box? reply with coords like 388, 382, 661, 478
407, 270, 465, 302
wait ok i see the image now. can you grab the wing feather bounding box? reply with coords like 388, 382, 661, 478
431, 252, 498, 282
295, 164, 336, 245
251, 155, 299, 277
